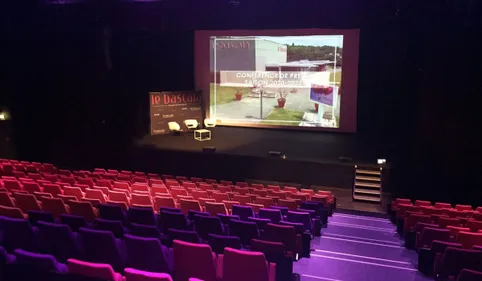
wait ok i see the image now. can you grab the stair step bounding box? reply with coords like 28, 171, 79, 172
355, 182, 381, 188
353, 194, 381, 202
354, 188, 381, 195
356, 169, 381, 175
355, 176, 381, 181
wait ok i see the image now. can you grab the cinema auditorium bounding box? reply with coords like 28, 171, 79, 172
1, 1, 481, 281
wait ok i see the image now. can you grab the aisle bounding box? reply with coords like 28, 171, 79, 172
294, 212, 432, 281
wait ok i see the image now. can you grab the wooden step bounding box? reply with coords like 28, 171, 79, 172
356, 169, 381, 175
355, 181, 381, 188
354, 188, 381, 195
353, 194, 381, 202
355, 176, 381, 181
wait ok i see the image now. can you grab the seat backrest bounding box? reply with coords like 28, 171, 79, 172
259, 208, 282, 224
277, 199, 298, 211
228, 219, 260, 245
0, 205, 24, 218
439, 247, 482, 278
14, 192, 42, 212
85, 188, 107, 203
67, 259, 119, 281
131, 193, 153, 207
124, 234, 171, 273
78, 228, 124, 270
418, 227, 451, 248
222, 247, 270, 281
37, 221, 79, 261
129, 223, 161, 239
457, 231, 482, 249
264, 223, 297, 252
180, 199, 202, 214
205, 202, 228, 216
0, 191, 15, 207
42, 184, 63, 196
211, 192, 229, 203
1, 217, 38, 252
23, 181, 42, 193
14, 249, 66, 273
160, 211, 188, 233
173, 240, 216, 281
41, 197, 69, 218
94, 218, 125, 239
232, 194, 250, 205
69, 201, 98, 222
60, 214, 88, 232
456, 269, 482, 281
128, 206, 156, 226
232, 205, 255, 221
155, 196, 176, 210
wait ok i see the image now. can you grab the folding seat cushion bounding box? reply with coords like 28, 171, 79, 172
28, 210, 55, 225
67, 259, 124, 281
173, 240, 217, 281
211, 192, 229, 203
13, 192, 42, 213
0, 191, 15, 207
79, 228, 126, 271
124, 268, 174, 281
194, 215, 224, 240
434, 247, 482, 280
229, 219, 260, 245
124, 234, 172, 273
168, 229, 200, 245
85, 188, 107, 203
457, 232, 482, 249
232, 205, 255, 221
248, 217, 271, 232
128, 206, 157, 226
180, 199, 202, 214
205, 202, 228, 216
94, 218, 127, 239
37, 221, 81, 261
0, 205, 25, 218
41, 197, 70, 218
259, 208, 283, 224
0, 217, 39, 252
160, 211, 189, 233
255, 197, 275, 208
69, 201, 98, 222
98, 203, 127, 222
221, 247, 275, 281
232, 194, 250, 205
457, 269, 482, 281
129, 223, 162, 239
14, 249, 68, 273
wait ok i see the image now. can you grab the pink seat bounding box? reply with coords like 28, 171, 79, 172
173, 240, 217, 281
221, 247, 275, 281
124, 268, 173, 281
67, 259, 124, 281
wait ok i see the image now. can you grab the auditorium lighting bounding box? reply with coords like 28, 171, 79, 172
0, 111, 10, 121
377, 159, 386, 164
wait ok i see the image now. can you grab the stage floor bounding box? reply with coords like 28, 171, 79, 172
137, 126, 379, 166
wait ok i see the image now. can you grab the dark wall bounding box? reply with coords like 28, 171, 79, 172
2, 0, 481, 204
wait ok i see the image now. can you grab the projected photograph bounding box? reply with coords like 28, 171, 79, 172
209, 35, 343, 128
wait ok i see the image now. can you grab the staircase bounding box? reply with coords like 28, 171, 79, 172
353, 165, 383, 203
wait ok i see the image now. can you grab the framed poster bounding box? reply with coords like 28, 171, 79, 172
149, 91, 203, 135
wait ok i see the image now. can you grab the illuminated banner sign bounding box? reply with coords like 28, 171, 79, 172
149, 91, 203, 135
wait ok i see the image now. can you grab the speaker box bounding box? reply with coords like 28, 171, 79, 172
203, 146, 216, 153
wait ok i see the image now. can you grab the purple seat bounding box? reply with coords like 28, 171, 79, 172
269, 206, 289, 216
287, 211, 312, 232
0, 217, 38, 252
258, 209, 282, 224
457, 269, 482, 281
93, 218, 127, 239
436, 247, 482, 280
160, 211, 189, 233
60, 214, 88, 232
98, 204, 127, 224
248, 217, 271, 231
78, 227, 126, 271
417, 227, 451, 249
207, 234, 241, 254
129, 223, 162, 239
168, 228, 200, 245
37, 221, 81, 262
173, 240, 217, 281
128, 207, 157, 226
67, 259, 124, 281
14, 249, 68, 273
194, 215, 224, 240
125, 234, 172, 273
278, 221, 305, 234
232, 205, 255, 221
28, 210, 55, 226
229, 219, 260, 245
124, 267, 173, 281
217, 214, 240, 225
250, 239, 286, 262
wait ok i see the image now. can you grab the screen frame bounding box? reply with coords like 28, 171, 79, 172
194, 29, 360, 133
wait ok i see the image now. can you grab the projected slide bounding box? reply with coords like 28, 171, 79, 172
195, 30, 359, 132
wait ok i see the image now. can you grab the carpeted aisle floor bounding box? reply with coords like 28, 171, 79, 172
294, 212, 432, 281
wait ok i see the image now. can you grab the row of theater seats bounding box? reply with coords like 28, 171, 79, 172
0, 158, 332, 281
0, 243, 276, 281
390, 198, 482, 281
